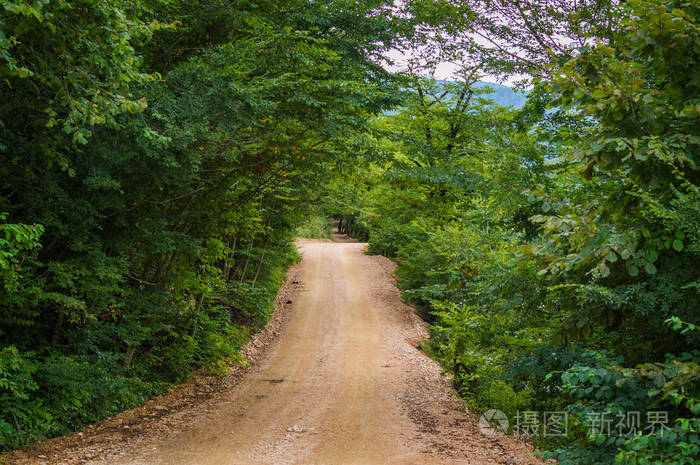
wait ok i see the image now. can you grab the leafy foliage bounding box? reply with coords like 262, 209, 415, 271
336, 1, 699, 464
1, 0, 698, 462
0, 0, 403, 450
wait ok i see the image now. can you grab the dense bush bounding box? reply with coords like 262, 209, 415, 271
296, 214, 333, 240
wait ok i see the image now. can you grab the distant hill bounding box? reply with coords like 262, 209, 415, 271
434, 80, 528, 109
383, 80, 527, 115
472, 81, 528, 109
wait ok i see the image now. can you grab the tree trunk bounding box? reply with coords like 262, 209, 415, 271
223, 235, 237, 283
239, 235, 255, 282
191, 292, 205, 339
251, 234, 269, 288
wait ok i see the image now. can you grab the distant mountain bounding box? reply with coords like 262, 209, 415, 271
382, 80, 527, 116
472, 81, 528, 109
435, 80, 528, 109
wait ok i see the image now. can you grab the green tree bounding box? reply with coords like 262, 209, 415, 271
0, 0, 405, 449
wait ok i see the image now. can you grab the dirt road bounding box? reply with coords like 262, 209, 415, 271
8, 238, 541, 465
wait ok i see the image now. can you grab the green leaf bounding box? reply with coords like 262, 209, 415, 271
646, 250, 658, 262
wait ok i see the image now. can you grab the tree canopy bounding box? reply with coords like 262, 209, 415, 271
1, 0, 698, 463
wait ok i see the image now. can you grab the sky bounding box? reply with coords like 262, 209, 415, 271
384, 48, 462, 80
381, 35, 527, 86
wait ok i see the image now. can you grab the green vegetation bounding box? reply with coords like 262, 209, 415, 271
331, 1, 699, 463
0, 0, 401, 450
295, 214, 333, 240
1, 0, 698, 463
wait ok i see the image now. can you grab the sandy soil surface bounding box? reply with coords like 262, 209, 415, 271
5, 236, 542, 465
